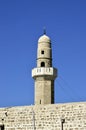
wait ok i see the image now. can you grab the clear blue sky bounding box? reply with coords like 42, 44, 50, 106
0, 0, 86, 107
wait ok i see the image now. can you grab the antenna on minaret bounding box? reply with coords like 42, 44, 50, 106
43, 27, 46, 35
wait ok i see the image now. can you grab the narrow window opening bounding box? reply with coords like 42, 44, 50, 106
41, 62, 45, 67
40, 100, 41, 104
0, 125, 4, 130
41, 50, 44, 54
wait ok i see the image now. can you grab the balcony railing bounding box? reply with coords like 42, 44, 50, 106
32, 67, 57, 78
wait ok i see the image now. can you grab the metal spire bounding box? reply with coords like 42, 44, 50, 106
43, 27, 46, 35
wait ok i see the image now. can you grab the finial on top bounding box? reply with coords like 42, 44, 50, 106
43, 27, 46, 35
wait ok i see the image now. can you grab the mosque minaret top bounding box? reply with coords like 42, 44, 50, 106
38, 34, 51, 43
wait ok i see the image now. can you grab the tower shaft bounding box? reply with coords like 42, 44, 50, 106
35, 77, 54, 104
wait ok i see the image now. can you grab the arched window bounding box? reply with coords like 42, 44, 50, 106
41, 62, 45, 67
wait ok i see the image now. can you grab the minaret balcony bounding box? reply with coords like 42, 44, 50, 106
32, 67, 57, 78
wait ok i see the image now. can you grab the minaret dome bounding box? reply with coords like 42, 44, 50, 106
38, 34, 51, 43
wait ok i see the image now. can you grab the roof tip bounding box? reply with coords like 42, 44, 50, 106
43, 27, 46, 35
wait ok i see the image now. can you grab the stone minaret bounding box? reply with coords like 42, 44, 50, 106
32, 33, 57, 105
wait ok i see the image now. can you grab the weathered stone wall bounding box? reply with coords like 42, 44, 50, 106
0, 102, 86, 130
35, 78, 54, 105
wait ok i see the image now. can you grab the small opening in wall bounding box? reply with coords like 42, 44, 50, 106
0, 125, 4, 130
40, 100, 41, 104
41, 50, 44, 54
41, 62, 45, 67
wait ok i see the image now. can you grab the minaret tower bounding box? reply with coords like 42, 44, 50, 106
32, 32, 57, 105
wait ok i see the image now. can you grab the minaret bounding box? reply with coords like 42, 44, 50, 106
32, 32, 57, 105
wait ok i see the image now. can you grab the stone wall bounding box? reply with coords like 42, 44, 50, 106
0, 102, 86, 130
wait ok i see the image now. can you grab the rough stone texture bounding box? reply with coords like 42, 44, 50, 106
35, 78, 54, 104
0, 102, 86, 130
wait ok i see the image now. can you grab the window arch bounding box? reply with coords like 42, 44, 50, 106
41, 62, 45, 67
